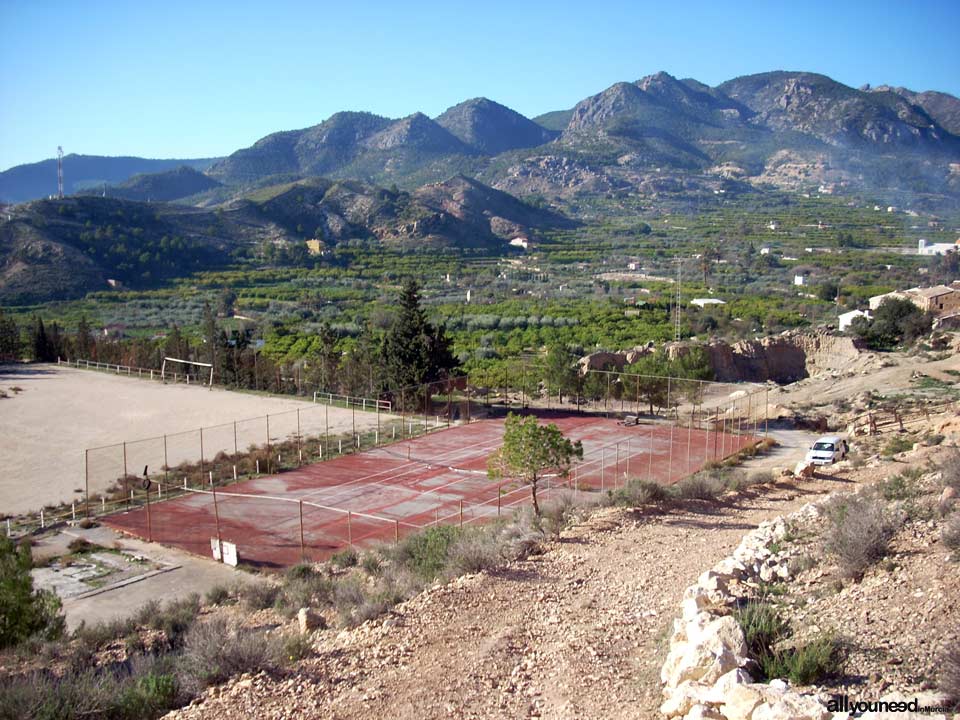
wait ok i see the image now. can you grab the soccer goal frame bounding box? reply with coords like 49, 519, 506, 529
161, 356, 214, 386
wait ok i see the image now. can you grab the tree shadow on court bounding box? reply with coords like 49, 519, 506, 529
0, 363, 60, 380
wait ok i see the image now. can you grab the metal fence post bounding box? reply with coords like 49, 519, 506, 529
84, 449, 90, 518
199, 427, 205, 478
299, 501, 305, 562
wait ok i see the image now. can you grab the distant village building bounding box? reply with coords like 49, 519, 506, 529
691, 298, 726, 308
305, 239, 325, 256
838, 309, 871, 332
509, 237, 529, 250
917, 238, 960, 256
869, 284, 960, 317
759, 247, 771, 255
793, 275, 806, 287
910, 285, 960, 315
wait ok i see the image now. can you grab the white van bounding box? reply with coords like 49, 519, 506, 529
805, 436, 848, 465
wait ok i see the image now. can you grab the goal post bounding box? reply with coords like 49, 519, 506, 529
161, 357, 214, 386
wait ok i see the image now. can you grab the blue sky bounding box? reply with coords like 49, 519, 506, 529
1, 0, 958, 171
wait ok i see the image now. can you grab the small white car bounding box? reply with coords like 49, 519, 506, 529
805, 436, 849, 465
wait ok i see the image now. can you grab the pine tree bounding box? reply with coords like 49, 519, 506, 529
75, 315, 93, 359
30, 316, 52, 362
0, 312, 21, 362
380, 280, 460, 408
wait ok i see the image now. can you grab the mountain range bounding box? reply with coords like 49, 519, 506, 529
3, 70, 958, 207
2, 69, 960, 303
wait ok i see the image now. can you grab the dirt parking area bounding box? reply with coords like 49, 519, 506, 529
0, 364, 388, 515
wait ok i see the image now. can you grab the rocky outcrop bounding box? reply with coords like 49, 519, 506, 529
578, 331, 867, 385
703, 331, 867, 383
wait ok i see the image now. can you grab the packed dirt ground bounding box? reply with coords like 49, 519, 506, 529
0, 364, 386, 514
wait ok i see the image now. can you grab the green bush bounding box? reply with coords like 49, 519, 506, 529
330, 548, 359, 568
759, 635, 844, 685
735, 601, 791, 661
0, 536, 65, 648
879, 473, 922, 501
881, 436, 915, 457
393, 525, 463, 579
284, 563, 317, 582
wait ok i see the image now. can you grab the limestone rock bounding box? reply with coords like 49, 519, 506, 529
720, 683, 766, 720
297, 607, 325, 634
751, 692, 830, 720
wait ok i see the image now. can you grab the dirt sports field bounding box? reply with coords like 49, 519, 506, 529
0, 364, 385, 515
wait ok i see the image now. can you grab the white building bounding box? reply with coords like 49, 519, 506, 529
759, 247, 771, 255
691, 298, 727, 308
917, 238, 960, 256
509, 237, 529, 250
794, 275, 806, 286
838, 309, 871, 331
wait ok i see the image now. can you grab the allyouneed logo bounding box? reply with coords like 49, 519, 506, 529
827, 695, 950, 714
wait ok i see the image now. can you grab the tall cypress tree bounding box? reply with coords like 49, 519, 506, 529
380, 280, 459, 407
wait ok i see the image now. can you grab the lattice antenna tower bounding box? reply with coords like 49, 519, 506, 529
57, 146, 64, 199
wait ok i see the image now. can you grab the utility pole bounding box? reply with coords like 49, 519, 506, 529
674, 258, 683, 342
57, 146, 64, 199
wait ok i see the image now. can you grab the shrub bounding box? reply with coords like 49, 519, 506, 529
240, 582, 280, 611
330, 548, 358, 568
942, 515, 960, 556
735, 601, 791, 661
150, 594, 201, 649
538, 493, 578, 538
284, 563, 317, 582
393, 525, 463, 580
204, 584, 232, 605
360, 553, 384, 575
607, 479, 670, 507
940, 636, 960, 711
823, 494, 896, 579
0, 654, 180, 720
177, 617, 281, 696
943, 448, 960, 493
881, 435, 915, 457
0, 536, 65, 648
275, 575, 334, 617
879, 473, 921, 501
675, 473, 723, 500
759, 634, 845, 685
446, 529, 502, 574
281, 632, 313, 662
66, 538, 95, 553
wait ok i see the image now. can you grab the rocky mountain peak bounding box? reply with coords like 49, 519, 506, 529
435, 98, 555, 154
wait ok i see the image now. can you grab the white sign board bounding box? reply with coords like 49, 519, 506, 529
222, 541, 238, 567
210, 538, 221, 561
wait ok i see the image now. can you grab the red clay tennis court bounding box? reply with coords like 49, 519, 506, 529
104, 413, 758, 567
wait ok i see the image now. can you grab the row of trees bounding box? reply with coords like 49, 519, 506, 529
0, 312, 70, 363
